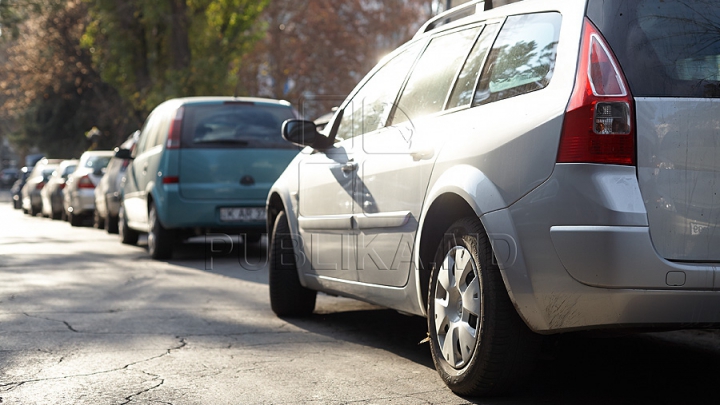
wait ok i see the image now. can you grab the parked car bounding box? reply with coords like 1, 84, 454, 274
64, 151, 113, 226
21, 159, 62, 216
25, 153, 44, 168
11, 167, 31, 209
118, 97, 299, 260
94, 131, 139, 233
40, 159, 78, 220
268, 0, 720, 396
0, 168, 19, 188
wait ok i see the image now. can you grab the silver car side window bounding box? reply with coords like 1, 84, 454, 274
392, 26, 481, 125
474, 12, 561, 106
335, 42, 423, 141
446, 23, 500, 110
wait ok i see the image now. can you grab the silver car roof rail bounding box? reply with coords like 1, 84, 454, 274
414, 0, 484, 39
414, 0, 526, 39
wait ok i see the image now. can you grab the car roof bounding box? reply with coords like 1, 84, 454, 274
164, 96, 292, 108
80, 150, 114, 157
414, 0, 573, 39
59, 159, 79, 167
37, 158, 63, 165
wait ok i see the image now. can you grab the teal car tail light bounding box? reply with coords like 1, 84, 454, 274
162, 176, 179, 184
166, 107, 185, 150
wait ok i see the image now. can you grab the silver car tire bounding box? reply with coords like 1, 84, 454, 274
428, 217, 538, 396
29, 203, 39, 217
93, 209, 105, 230
105, 202, 119, 234
69, 210, 83, 227
268, 211, 316, 317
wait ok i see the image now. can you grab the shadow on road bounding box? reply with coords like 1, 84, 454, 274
168, 237, 270, 285
286, 309, 435, 369
287, 311, 720, 404
166, 235, 720, 404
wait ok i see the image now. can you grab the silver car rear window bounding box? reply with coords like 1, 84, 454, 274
588, 0, 720, 98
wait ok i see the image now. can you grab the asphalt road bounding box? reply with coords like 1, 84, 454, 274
1, 190, 720, 404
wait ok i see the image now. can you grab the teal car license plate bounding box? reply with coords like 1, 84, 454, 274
219, 207, 265, 222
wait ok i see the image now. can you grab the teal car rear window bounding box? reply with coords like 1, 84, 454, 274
181, 103, 297, 149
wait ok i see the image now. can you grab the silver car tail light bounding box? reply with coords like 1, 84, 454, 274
557, 18, 635, 166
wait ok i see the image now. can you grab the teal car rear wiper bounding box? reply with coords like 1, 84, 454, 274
193, 139, 250, 146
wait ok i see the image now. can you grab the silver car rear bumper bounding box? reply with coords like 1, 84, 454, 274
485, 163, 720, 333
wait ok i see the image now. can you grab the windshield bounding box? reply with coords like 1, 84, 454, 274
41, 167, 56, 181
84, 156, 111, 169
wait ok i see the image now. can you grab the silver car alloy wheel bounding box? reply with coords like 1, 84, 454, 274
433, 246, 482, 369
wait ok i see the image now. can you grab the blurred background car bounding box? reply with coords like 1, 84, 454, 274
40, 159, 78, 220
119, 97, 300, 260
64, 151, 113, 226
11, 167, 31, 209
25, 153, 44, 168
0, 168, 19, 188
21, 159, 62, 216
94, 131, 139, 233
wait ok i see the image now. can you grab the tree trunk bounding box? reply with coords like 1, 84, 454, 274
114, 0, 150, 93
168, 0, 191, 70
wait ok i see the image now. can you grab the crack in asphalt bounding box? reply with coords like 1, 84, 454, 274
119, 338, 187, 405
120, 370, 166, 405
0, 381, 26, 393
0, 336, 187, 396
22, 312, 79, 332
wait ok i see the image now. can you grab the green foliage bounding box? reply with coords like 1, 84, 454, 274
82, 0, 268, 114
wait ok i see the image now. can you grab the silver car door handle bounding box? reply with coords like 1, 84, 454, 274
410, 147, 435, 161
341, 162, 358, 173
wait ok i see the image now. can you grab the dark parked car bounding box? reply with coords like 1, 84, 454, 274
10, 167, 30, 209
0, 168, 19, 188
25, 153, 44, 168
94, 131, 139, 233
21, 159, 62, 216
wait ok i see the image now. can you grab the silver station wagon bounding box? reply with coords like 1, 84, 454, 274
268, 0, 720, 396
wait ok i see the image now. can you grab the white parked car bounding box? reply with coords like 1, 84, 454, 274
267, 0, 720, 396
64, 151, 113, 226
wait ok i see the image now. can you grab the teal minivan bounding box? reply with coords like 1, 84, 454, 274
118, 97, 299, 259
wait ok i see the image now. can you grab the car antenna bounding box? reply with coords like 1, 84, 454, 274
233, 75, 242, 99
